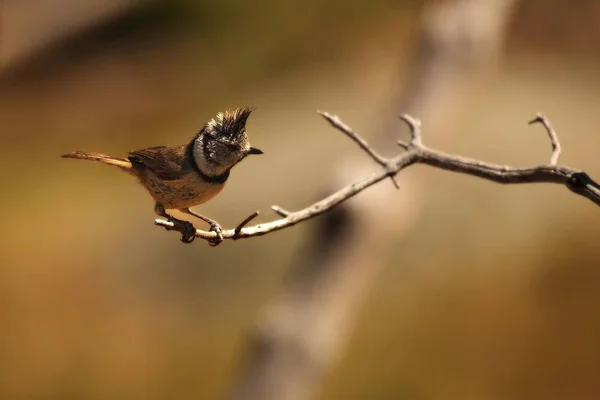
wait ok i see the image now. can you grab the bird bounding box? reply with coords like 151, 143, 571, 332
62, 107, 263, 245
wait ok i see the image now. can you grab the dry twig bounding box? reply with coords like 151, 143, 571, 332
227, 3, 553, 399
529, 113, 561, 165
155, 112, 599, 244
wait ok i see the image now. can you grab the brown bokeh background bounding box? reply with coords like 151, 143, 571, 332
1, 0, 600, 399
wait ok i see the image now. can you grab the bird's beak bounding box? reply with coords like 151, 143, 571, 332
247, 147, 264, 155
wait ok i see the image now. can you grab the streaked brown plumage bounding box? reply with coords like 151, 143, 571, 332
62, 107, 263, 244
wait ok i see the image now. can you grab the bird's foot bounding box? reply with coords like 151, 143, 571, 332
208, 222, 224, 247
177, 220, 197, 244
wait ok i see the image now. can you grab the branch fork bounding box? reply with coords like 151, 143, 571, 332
155, 111, 599, 245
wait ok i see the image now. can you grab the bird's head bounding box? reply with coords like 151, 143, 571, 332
192, 107, 263, 177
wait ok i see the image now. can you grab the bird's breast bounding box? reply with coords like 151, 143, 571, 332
138, 171, 225, 209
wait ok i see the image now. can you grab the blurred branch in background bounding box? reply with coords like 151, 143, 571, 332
229, 1, 519, 399
155, 112, 599, 244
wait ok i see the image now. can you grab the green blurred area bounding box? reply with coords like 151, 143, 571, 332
1, 0, 600, 399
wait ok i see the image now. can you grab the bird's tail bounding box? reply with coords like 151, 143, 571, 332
62, 151, 132, 171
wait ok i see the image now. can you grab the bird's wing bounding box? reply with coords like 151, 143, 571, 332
128, 145, 190, 181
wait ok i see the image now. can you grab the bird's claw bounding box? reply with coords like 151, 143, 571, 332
179, 221, 197, 244
208, 222, 224, 247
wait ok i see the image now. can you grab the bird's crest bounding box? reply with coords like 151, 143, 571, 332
205, 107, 254, 142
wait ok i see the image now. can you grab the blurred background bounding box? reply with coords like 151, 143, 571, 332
1, 0, 600, 399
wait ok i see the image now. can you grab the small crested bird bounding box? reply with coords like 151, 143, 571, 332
62, 107, 263, 245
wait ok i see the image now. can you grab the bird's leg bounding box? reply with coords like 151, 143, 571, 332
154, 203, 197, 244
180, 208, 224, 246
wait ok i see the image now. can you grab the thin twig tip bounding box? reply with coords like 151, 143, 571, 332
317, 110, 333, 120
271, 205, 291, 217
397, 140, 410, 149
234, 211, 260, 236
399, 114, 421, 127
528, 112, 546, 125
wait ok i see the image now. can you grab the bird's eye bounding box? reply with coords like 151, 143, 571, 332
226, 144, 238, 151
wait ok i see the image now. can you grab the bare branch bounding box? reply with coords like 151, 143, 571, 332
319, 111, 400, 189
318, 111, 388, 166
529, 113, 561, 165
228, 3, 545, 398
155, 112, 599, 245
